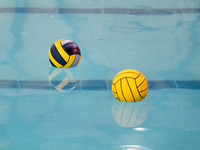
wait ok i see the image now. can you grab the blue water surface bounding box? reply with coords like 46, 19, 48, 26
0, 0, 200, 150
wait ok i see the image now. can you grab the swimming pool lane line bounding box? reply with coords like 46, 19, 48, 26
0, 80, 199, 90
0, 7, 200, 15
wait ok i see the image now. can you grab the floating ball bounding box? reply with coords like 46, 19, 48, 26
112, 69, 148, 102
49, 39, 81, 68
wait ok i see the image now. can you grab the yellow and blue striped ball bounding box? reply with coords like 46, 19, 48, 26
49, 39, 81, 68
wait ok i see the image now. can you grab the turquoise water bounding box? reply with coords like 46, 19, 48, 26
0, 0, 200, 150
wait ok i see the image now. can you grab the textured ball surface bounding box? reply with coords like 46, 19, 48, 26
112, 69, 148, 102
49, 39, 81, 68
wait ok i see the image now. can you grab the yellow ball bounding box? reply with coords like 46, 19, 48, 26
112, 69, 148, 102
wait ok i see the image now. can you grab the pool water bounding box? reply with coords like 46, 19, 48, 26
0, 0, 200, 150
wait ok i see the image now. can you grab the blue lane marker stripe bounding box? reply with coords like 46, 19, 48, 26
176, 81, 200, 90
0, 80, 199, 90
148, 81, 177, 90
0, 7, 200, 15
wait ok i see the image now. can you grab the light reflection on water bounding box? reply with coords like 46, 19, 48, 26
120, 145, 151, 150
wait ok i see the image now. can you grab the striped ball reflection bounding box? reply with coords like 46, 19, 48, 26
48, 67, 79, 91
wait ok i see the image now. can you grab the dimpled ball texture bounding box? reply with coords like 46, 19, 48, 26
112, 69, 148, 102
49, 39, 81, 68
